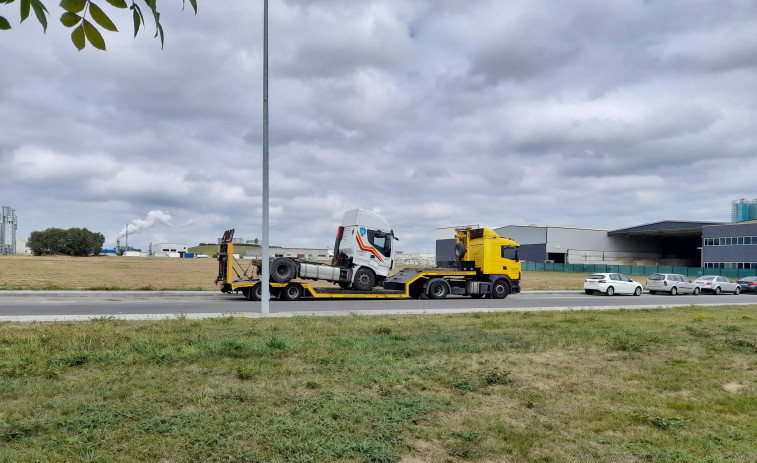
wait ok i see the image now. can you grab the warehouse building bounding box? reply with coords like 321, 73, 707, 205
437, 220, 723, 267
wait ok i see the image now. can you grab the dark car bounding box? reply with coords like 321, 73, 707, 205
737, 276, 757, 293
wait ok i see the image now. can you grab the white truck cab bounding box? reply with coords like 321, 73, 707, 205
333, 209, 396, 289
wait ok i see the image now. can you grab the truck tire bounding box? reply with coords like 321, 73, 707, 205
271, 258, 297, 283
280, 283, 303, 301
247, 283, 264, 301
454, 242, 466, 259
353, 267, 375, 291
427, 280, 449, 299
491, 279, 510, 299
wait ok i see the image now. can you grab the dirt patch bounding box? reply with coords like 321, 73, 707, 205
722, 382, 743, 393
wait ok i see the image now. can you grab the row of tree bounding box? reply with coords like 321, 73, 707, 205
29, 228, 105, 256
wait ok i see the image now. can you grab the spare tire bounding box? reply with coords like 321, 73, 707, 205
454, 242, 466, 259
270, 257, 297, 283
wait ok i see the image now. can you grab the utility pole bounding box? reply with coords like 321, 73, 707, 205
261, 0, 270, 314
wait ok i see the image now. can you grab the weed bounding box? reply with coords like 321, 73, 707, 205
373, 325, 392, 335
451, 381, 478, 392
482, 367, 513, 386
265, 336, 287, 351
235, 366, 256, 380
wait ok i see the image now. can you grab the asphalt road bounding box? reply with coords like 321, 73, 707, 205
1, 290, 754, 322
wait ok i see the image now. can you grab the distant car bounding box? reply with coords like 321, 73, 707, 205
737, 276, 757, 293
693, 275, 741, 295
646, 273, 699, 295
584, 273, 643, 296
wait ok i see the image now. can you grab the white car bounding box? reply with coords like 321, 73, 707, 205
646, 273, 699, 295
584, 273, 643, 296
693, 275, 741, 295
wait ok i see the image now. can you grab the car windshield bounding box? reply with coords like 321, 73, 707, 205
696, 276, 715, 281
648, 274, 664, 280
587, 274, 605, 280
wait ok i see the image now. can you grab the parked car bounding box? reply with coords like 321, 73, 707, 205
646, 273, 699, 295
693, 275, 741, 295
737, 276, 757, 293
584, 273, 643, 296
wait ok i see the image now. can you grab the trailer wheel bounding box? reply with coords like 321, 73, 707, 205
246, 283, 273, 301
280, 283, 303, 301
353, 267, 375, 291
428, 280, 449, 299
270, 258, 297, 283
491, 279, 510, 299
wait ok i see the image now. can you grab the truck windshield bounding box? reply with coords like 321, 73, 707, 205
501, 246, 519, 261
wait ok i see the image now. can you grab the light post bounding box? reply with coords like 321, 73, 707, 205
261, 0, 270, 313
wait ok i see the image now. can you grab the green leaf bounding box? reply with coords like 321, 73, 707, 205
0, 16, 11, 30
59, 0, 85, 14
89, 2, 117, 31
155, 21, 163, 48
131, 5, 141, 37
20, 0, 30, 21
104, 0, 127, 8
71, 23, 85, 50
60, 11, 80, 27
83, 18, 106, 50
183, 0, 197, 14
29, 0, 48, 31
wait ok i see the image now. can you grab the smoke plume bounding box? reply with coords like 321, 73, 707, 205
116, 210, 186, 239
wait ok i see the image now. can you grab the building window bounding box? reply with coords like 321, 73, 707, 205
746, 237, 752, 245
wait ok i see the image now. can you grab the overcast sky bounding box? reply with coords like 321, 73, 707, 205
2, 0, 756, 253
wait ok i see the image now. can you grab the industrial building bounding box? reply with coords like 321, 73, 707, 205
150, 243, 189, 258
1, 206, 18, 255
702, 220, 757, 269
438, 218, 750, 269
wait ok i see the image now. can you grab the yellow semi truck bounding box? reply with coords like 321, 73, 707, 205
216, 212, 521, 301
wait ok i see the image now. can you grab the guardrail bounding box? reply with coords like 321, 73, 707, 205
523, 262, 757, 279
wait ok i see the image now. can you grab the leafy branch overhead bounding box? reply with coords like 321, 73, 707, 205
0, 0, 197, 50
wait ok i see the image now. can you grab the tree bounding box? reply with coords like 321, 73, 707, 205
28, 227, 106, 256
0, 0, 197, 50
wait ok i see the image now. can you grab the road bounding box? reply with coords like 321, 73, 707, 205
1, 290, 754, 322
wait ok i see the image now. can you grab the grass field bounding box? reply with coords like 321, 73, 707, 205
1, 306, 756, 462
0, 255, 645, 291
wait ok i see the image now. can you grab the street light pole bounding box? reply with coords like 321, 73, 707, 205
261, 0, 270, 314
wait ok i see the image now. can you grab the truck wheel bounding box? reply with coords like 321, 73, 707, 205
428, 280, 449, 299
338, 281, 351, 289
270, 258, 297, 283
353, 267, 375, 291
491, 279, 510, 299
280, 283, 303, 301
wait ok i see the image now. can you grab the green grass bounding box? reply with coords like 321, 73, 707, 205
1, 306, 757, 462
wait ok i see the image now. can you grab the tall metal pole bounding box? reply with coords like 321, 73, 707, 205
261, 0, 270, 313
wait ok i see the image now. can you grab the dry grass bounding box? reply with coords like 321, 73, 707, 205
0, 255, 219, 291
0, 255, 641, 291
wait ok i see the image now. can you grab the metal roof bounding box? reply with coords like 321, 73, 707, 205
609, 220, 724, 237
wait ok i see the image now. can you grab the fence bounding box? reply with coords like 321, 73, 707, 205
523, 262, 757, 279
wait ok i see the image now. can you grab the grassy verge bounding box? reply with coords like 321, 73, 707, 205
0, 255, 641, 291
2, 305, 756, 462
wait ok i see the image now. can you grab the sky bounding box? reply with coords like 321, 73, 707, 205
2, 0, 757, 253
